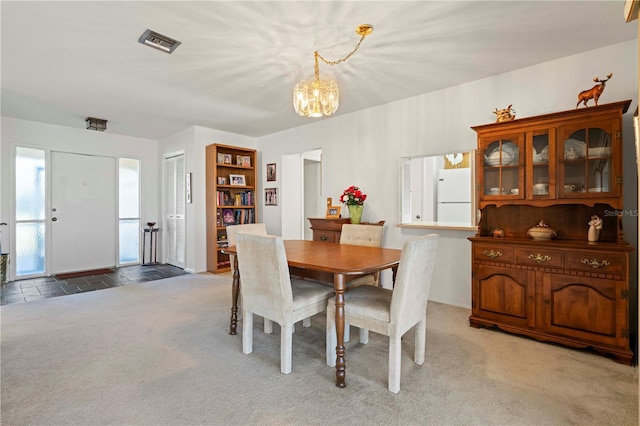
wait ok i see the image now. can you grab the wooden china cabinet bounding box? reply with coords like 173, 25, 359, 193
469, 100, 635, 365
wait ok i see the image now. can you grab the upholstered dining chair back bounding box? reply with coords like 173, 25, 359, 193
339, 224, 385, 292
236, 233, 334, 374
226, 223, 267, 278
236, 233, 292, 325
389, 234, 439, 336
226, 223, 267, 247
339, 224, 383, 247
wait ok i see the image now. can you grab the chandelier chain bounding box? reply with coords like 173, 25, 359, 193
316, 34, 368, 67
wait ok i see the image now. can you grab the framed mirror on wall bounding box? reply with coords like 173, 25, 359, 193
399, 150, 477, 229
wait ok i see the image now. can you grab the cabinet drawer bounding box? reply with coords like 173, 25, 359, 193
473, 244, 514, 264
565, 251, 626, 275
515, 248, 564, 268
313, 230, 340, 243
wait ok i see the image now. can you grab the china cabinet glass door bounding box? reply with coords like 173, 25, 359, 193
530, 130, 553, 198
481, 134, 523, 198
560, 120, 614, 198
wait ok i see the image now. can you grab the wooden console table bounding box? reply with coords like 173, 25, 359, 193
308, 218, 385, 243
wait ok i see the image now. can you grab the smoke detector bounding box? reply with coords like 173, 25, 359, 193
138, 29, 181, 54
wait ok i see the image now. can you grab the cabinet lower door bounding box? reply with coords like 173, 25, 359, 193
472, 265, 535, 328
542, 274, 627, 348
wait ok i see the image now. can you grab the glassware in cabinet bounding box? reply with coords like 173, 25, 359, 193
530, 132, 552, 198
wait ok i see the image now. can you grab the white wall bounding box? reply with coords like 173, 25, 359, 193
0, 117, 159, 280
157, 126, 256, 273
256, 40, 638, 308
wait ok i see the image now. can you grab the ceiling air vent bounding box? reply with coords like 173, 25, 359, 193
138, 29, 181, 54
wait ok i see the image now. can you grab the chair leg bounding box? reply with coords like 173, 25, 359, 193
415, 315, 426, 365
264, 319, 273, 334
359, 328, 369, 344
243, 310, 253, 354
388, 334, 402, 393
326, 310, 337, 367
281, 322, 294, 374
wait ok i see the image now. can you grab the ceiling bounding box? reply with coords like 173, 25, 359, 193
1, 1, 636, 140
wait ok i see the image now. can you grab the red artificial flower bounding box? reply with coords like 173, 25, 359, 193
340, 185, 367, 205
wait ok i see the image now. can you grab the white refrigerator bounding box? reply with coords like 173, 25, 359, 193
436, 168, 472, 224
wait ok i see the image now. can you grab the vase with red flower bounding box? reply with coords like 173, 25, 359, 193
340, 185, 367, 224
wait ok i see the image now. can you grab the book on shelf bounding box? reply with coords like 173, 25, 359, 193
217, 190, 254, 207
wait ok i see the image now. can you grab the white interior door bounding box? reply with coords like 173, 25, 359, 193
165, 154, 185, 268
51, 152, 116, 274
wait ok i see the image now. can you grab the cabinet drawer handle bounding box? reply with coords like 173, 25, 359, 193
320, 236, 327, 241
528, 253, 551, 263
482, 250, 502, 259
581, 258, 611, 269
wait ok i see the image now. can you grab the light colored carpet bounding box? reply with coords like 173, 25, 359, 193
1, 272, 637, 425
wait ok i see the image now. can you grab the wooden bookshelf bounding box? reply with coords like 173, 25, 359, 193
206, 143, 257, 273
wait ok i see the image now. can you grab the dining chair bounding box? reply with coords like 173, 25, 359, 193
236, 233, 335, 374
326, 234, 439, 393
226, 223, 268, 328
339, 223, 384, 342
339, 224, 384, 287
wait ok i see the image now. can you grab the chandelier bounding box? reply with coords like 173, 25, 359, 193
293, 24, 373, 118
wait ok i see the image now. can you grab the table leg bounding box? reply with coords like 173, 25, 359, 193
392, 265, 398, 287
229, 255, 240, 335
334, 273, 347, 387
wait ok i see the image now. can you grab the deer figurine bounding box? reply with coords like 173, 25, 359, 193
576, 73, 613, 108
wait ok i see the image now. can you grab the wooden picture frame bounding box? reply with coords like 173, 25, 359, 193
265, 188, 278, 206
222, 190, 233, 206
326, 206, 341, 219
222, 208, 236, 224
266, 163, 276, 181
229, 174, 246, 186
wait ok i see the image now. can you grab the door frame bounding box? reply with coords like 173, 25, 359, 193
9, 144, 136, 281
162, 150, 186, 268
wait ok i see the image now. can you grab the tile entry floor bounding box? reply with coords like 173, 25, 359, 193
1, 264, 188, 306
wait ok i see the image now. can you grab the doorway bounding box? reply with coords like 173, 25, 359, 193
280, 149, 322, 240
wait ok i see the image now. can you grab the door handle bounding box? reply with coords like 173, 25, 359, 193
52, 217, 58, 222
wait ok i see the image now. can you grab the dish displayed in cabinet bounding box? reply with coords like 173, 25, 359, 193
484, 141, 519, 166
587, 147, 611, 157
563, 139, 586, 159
532, 145, 549, 163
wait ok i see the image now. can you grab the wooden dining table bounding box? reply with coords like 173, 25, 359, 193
223, 239, 402, 388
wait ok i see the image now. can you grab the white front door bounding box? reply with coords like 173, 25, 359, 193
165, 154, 185, 268
51, 152, 116, 274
